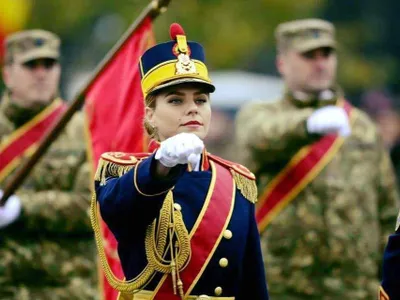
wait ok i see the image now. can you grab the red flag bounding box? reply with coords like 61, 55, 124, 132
84, 17, 154, 300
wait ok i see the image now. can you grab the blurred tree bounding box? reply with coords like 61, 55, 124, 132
368, 0, 400, 94
155, 0, 324, 69
26, 0, 324, 69
1, 0, 398, 101
321, 0, 400, 99
22, 0, 325, 99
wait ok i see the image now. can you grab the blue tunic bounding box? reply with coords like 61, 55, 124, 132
95, 153, 269, 299
381, 230, 400, 299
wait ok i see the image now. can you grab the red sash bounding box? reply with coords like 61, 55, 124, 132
0, 99, 67, 184
151, 160, 236, 299
256, 100, 353, 232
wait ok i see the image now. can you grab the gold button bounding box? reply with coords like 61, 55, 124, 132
214, 287, 223, 296
219, 258, 228, 268
173, 203, 182, 211
223, 229, 232, 239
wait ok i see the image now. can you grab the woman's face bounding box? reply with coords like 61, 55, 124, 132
146, 84, 211, 141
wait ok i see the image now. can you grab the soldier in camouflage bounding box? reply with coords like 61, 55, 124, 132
236, 19, 399, 299
0, 30, 98, 299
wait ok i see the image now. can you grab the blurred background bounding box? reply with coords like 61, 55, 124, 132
1, 0, 400, 176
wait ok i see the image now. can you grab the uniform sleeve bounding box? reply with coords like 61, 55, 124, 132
377, 143, 400, 249
237, 204, 269, 300
95, 154, 185, 240
235, 102, 315, 164
16, 161, 92, 233
381, 229, 400, 299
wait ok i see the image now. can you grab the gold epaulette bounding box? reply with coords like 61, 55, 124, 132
94, 152, 150, 185
208, 153, 258, 204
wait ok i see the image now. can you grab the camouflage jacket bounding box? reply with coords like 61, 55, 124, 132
0, 94, 98, 299
235, 96, 400, 300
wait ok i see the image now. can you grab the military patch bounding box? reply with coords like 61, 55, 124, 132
311, 28, 320, 38
34, 38, 44, 47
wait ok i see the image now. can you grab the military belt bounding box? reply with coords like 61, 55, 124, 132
125, 290, 235, 300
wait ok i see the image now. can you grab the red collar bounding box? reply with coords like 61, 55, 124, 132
148, 139, 160, 152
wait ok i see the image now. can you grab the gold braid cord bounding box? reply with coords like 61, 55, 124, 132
91, 157, 191, 295
145, 191, 191, 297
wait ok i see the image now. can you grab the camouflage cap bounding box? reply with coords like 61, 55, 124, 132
4, 29, 60, 64
275, 19, 336, 53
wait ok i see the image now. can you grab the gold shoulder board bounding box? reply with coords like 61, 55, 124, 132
208, 153, 258, 203
94, 152, 148, 185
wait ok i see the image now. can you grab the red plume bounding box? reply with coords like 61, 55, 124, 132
170, 23, 185, 40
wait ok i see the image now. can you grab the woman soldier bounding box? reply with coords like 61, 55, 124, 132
91, 23, 269, 300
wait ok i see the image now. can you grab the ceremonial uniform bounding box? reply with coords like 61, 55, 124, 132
379, 215, 400, 300
236, 19, 399, 300
92, 23, 269, 300
0, 30, 97, 299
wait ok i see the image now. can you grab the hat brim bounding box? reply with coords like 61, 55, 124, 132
149, 78, 216, 95
17, 49, 59, 64
294, 38, 336, 53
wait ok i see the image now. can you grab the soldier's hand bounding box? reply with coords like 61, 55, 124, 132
306, 105, 351, 137
0, 190, 22, 229
155, 132, 204, 169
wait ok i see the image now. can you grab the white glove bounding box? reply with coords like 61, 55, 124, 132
155, 133, 204, 169
0, 190, 22, 229
306, 105, 351, 137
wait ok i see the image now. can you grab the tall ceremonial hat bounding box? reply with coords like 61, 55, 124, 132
139, 23, 215, 98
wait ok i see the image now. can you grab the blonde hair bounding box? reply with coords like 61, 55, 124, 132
144, 94, 158, 139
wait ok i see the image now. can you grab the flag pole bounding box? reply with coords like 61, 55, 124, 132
0, 0, 171, 206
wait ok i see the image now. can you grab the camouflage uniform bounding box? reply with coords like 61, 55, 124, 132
236, 20, 399, 300
0, 30, 97, 300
